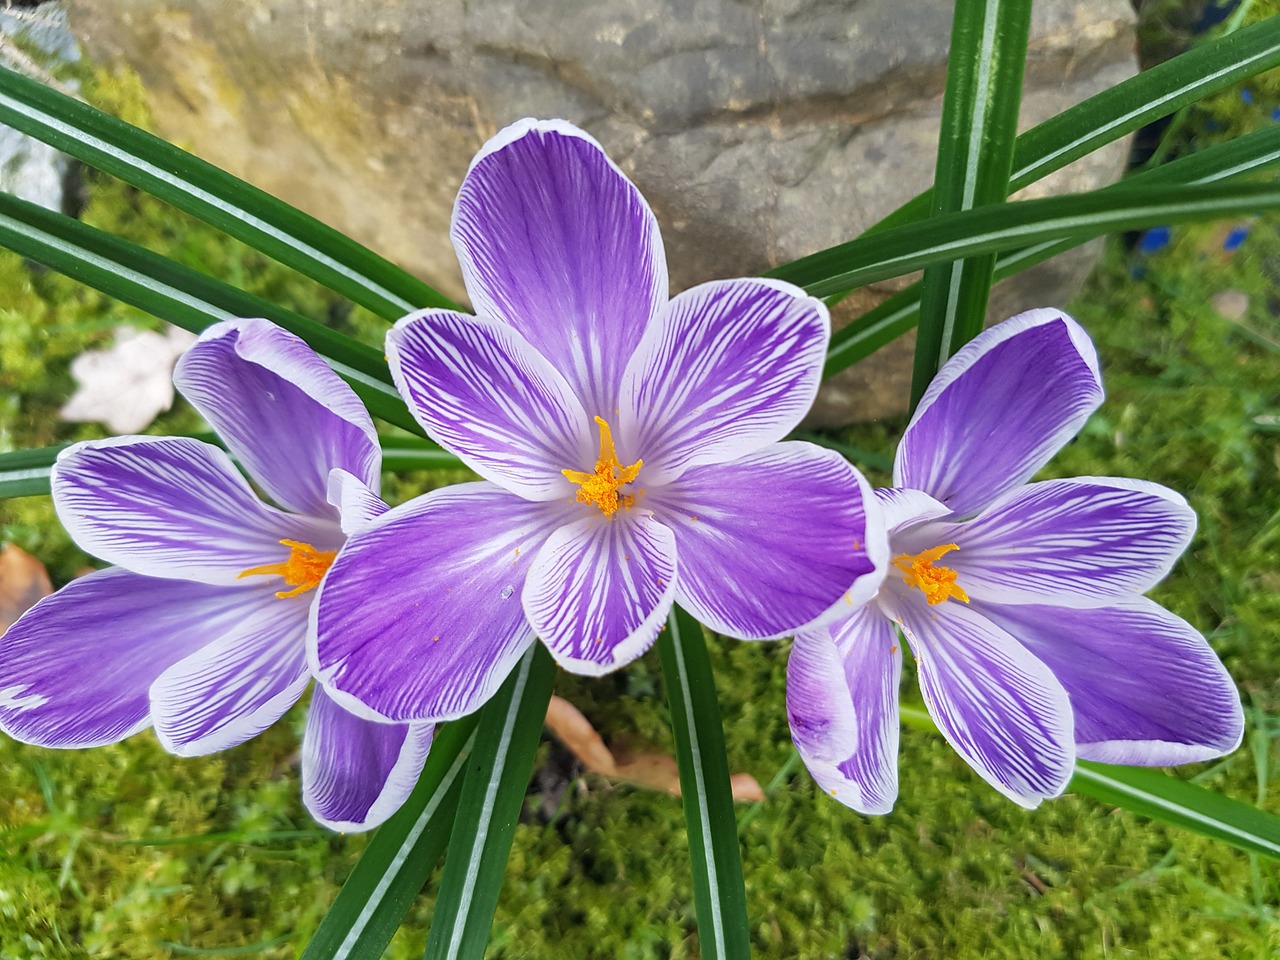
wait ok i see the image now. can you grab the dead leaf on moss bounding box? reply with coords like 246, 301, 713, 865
60, 325, 197, 434
545, 695, 765, 803
0, 542, 52, 634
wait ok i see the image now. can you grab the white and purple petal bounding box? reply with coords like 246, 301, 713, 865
896, 309, 1104, 517
53, 436, 342, 585
149, 587, 312, 756
891, 597, 1074, 808
975, 597, 1243, 764
934, 477, 1196, 608
523, 513, 677, 676
388, 311, 592, 500
651, 443, 887, 640
619, 279, 829, 483
0, 568, 242, 748
175, 319, 381, 518
302, 686, 435, 832
788, 605, 901, 814
327, 468, 388, 536
875, 487, 950, 535
451, 119, 667, 416
313, 482, 565, 723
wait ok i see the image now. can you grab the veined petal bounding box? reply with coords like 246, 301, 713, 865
0, 569, 241, 748
451, 119, 667, 415
388, 311, 592, 500
53, 436, 342, 585
150, 590, 311, 756
789, 605, 902, 814
896, 309, 1104, 517
327, 468, 388, 536
976, 597, 1243, 764
175, 319, 381, 518
938, 477, 1196, 608
313, 482, 564, 722
875, 487, 950, 535
302, 686, 434, 832
892, 597, 1074, 807
651, 443, 887, 640
619, 279, 829, 483
524, 513, 677, 676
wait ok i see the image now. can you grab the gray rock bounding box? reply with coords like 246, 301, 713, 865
64, 0, 1136, 424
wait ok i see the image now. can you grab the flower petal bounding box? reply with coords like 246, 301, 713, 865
896, 309, 1104, 517
150, 590, 311, 756
302, 686, 434, 832
451, 118, 667, 415
892, 597, 1074, 807
313, 482, 563, 722
975, 597, 1243, 764
875, 487, 950, 535
174, 319, 381, 517
388, 311, 592, 500
524, 513, 677, 676
788, 604, 901, 814
936, 477, 1196, 608
327, 468, 388, 536
0, 569, 241, 748
619, 279, 829, 483
53, 436, 342, 585
650, 442, 888, 640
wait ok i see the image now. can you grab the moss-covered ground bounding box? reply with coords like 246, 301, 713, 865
2, 58, 1279, 960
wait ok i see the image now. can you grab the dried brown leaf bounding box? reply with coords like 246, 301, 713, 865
0, 542, 52, 634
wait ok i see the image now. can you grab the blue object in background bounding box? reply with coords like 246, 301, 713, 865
1139, 226, 1173, 255
1224, 226, 1250, 252
1241, 88, 1254, 105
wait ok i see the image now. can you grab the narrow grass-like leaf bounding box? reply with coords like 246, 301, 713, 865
0, 64, 458, 318
657, 607, 751, 960
899, 706, 1280, 859
0, 191, 424, 435
771, 180, 1280, 298
914, 0, 1031, 406
300, 716, 479, 960
823, 123, 1280, 377
422, 646, 556, 960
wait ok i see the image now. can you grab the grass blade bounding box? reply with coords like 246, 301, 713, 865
0, 63, 458, 318
657, 607, 751, 960
914, 0, 1031, 406
300, 716, 479, 960
422, 646, 556, 960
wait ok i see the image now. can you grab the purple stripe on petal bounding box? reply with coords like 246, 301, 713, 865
451, 119, 667, 415
875, 487, 949, 535
302, 686, 434, 832
53, 437, 343, 585
388, 311, 593, 500
975, 597, 1243, 765
651, 443, 887, 640
150, 591, 311, 756
937, 477, 1196, 608
892, 597, 1073, 807
790, 605, 902, 814
175, 319, 381, 518
524, 513, 677, 676
313, 482, 564, 722
896, 310, 1104, 517
619, 279, 829, 483
0, 569, 242, 748
327, 468, 388, 536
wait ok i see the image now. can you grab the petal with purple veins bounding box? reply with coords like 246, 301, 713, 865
451, 119, 667, 415
875, 487, 950, 535
175, 319, 381, 518
619, 279, 829, 483
896, 309, 1104, 517
327, 468, 388, 536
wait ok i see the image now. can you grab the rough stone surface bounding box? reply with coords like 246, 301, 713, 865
65, 0, 1137, 424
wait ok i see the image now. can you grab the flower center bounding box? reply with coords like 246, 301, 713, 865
893, 543, 969, 605
238, 539, 337, 599
562, 416, 642, 517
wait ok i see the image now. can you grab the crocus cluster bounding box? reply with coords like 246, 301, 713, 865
0, 118, 1243, 831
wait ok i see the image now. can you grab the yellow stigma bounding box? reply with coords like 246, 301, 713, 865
562, 416, 642, 517
894, 543, 970, 606
238, 539, 337, 599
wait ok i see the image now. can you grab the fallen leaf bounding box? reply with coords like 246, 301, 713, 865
60, 324, 197, 434
0, 542, 52, 634
545, 695, 765, 803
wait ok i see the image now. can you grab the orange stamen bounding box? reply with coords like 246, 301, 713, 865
893, 543, 970, 605
562, 417, 642, 517
238, 539, 337, 599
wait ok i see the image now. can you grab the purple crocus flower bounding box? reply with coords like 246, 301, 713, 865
311, 118, 886, 724
787, 309, 1244, 811
0, 319, 432, 832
